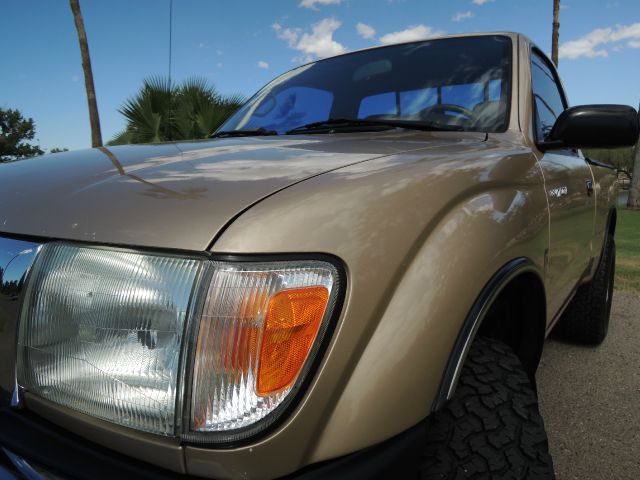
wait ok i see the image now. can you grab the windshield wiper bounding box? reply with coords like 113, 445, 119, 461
211, 128, 278, 138
286, 118, 464, 134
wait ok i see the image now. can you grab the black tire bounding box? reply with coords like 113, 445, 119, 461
554, 234, 616, 345
420, 337, 555, 480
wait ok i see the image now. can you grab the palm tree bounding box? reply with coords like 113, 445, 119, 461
552, 0, 561, 67
69, 0, 102, 147
109, 77, 243, 145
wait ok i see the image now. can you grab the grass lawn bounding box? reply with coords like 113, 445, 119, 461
615, 208, 640, 292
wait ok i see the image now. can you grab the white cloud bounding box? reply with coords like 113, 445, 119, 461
299, 0, 341, 10
471, 0, 494, 5
273, 22, 301, 46
216, 62, 223, 68
452, 11, 474, 22
273, 17, 347, 61
559, 22, 640, 59
257, 60, 269, 69
559, 28, 611, 58
356, 22, 376, 39
379, 25, 445, 45
71, 75, 80, 82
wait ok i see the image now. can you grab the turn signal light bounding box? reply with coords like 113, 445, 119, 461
257, 286, 329, 395
189, 261, 339, 439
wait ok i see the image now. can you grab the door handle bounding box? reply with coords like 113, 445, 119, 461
586, 179, 594, 197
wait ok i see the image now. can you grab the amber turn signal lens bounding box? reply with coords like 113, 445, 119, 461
257, 287, 329, 396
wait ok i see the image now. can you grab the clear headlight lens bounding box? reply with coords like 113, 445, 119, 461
17, 243, 203, 435
16, 243, 340, 440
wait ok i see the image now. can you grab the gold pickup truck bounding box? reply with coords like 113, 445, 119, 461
1, 32, 638, 480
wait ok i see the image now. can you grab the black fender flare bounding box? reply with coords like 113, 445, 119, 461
431, 257, 545, 411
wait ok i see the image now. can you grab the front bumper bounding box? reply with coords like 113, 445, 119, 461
0, 406, 426, 480
0, 408, 185, 480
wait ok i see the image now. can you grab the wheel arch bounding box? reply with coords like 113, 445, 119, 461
431, 258, 547, 411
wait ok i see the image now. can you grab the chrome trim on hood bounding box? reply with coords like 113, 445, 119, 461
0, 236, 42, 407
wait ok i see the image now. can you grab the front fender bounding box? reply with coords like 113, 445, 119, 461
309, 188, 547, 461
201, 136, 548, 478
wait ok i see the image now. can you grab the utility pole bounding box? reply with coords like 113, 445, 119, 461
552, 0, 560, 67
70, 0, 103, 147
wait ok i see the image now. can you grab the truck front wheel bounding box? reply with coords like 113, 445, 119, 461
420, 337, 555, 479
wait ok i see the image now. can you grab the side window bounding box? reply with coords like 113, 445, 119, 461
531, 51, 566, 141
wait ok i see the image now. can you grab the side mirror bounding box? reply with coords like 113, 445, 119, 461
540, 104, 639, 151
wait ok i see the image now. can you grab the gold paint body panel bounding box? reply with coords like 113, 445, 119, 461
0, 33, 617, 479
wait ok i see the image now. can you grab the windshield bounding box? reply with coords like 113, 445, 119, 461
219, 35, 512, 135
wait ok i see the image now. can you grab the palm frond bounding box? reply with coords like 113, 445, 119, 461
195, 102, 232, 137
143, 75, 173, 95
119, 95, 165, 143
219, 93, 246, 108
107, 129, 134, 145
114, 75, 247, 143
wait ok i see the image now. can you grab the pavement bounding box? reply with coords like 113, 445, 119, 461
537, 291, 640, 480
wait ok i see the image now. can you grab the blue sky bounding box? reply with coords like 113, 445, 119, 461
3, 0, 640, 151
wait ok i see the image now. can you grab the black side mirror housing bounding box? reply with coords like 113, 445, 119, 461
539, 104, 639, 151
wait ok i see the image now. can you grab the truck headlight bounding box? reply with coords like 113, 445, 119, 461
17, 243, 341, 441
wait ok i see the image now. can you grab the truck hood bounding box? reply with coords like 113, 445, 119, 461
0, 133, 485, 251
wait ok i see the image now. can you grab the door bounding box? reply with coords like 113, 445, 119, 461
530, 50, 595, 320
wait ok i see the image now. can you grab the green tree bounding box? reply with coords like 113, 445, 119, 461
583, 147, 635, 173
0, 108, 44, 162
49, 148, 69, 154
109, 77, 243, 145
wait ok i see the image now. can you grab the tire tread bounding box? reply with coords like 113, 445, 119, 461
555, 234, 615, 345
419, 337, 555, 480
